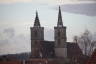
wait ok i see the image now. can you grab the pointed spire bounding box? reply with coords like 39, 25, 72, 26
34, 11, 41, 27
57, 6, 63, 27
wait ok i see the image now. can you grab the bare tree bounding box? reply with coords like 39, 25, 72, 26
88, 41, 96, 55
73, 30, 96, 56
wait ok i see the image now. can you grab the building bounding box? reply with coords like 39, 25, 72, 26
0, 6, 85, 64
27, 6, 83, 64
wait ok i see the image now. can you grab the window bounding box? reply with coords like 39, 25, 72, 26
34, 31, 38, 37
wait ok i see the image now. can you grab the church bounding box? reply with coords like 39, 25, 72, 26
0, 6, 87, 64
27, 6, 84, 64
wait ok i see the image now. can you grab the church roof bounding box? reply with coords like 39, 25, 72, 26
57, 6, 63, 27
34, 11, 41, 27
67, 42, 83, 58
42, 41, 83, 59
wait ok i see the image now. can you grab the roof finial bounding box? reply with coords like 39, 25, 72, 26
34, 11, 41, 27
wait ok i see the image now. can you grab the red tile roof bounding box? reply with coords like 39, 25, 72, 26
25, 59, 57, 64
0, 61, 22, 64
86, 49, 96, 64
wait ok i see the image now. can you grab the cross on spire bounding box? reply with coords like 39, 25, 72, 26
34, 11, 41, 27
57, 6, 63, 27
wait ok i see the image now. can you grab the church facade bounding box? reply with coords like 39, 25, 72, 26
30, 6, 67, 59
28, 6, 84, 64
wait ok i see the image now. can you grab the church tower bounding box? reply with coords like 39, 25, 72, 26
54, 6, 67, 58
30, 11, 44, 58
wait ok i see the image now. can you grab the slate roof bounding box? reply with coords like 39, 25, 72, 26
67, 42, 83, 58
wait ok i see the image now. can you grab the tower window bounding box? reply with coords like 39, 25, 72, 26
58, 31, 60, 37
57, 31, 61, 45
34, 31, 38, 37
